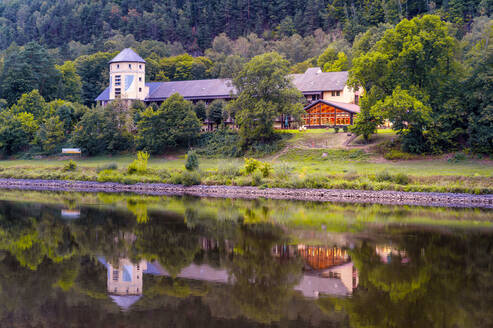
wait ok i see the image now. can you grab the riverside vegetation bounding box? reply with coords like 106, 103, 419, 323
0, 145, 491, 194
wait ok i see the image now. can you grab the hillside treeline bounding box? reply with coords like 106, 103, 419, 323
0, 0, 491, 53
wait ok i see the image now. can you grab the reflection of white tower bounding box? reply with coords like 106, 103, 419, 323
100, 258, 147, 311
109, 48, 148, 103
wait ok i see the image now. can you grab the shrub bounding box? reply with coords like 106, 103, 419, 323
334, 126, 340, 133
259, 162, 272, 178
251, 171, 263, 186
342, 126, 348, 133
128, 151, 150, 174
96, 163, 118, 173
180, 170, 202, 186
97, 169, 123, 182
63, 160, 77, 172
448, 152, 467, 163
185, 150, 199, 171
375, 170, 392, 182
384, 150, 411, 160
393, 173, 410, 185
244, 158, 261, 174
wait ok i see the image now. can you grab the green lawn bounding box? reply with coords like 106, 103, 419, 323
0, 129, 491, 194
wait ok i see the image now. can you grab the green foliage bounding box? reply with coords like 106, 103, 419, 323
71, 103, 134, 155
136, 93, 201, 153
193, 101, 207, 121
244, 158, 261, 175
0, 42, 61, 105
185, 151, 199, 171
384, 150, 412, 160
176, 170, 202, 186
55, 61, 82, 103
206, 100, 226, 126
259, 162, 272, 178
63, 160, 77, 172
196, 130, 241, 157
34, 116, 66, 154
96, 163, 118, 173
229, 52, 303, 148
0, 111, 38, 155
128, 151, 150, 174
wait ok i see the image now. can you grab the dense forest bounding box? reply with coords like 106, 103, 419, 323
0, 0, 491, 156
0, 0, 491, 53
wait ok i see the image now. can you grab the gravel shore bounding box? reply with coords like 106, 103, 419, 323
0, 178, 492, 208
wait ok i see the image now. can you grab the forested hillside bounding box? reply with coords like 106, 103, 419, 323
0, 0, 491, 53
0, 1, 491, 156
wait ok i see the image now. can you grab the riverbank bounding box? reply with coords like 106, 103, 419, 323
0, 178, 492, 208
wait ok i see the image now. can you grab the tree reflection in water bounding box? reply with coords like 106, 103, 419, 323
0, 194, 491, 327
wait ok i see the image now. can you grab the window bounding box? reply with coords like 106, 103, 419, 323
115, 75, 121, 86
115, 88, 121, 98
117, 64, 119, 69
139, 77, 142, 82
139, 65, 142, 69
129, 64, 132, 69
139, 87, 142, 92
336, 91, 341, 96
113, 270, 119, 281
331, 91, 335, 97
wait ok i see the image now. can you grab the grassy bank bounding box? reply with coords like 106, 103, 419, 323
0, 130, 491, 194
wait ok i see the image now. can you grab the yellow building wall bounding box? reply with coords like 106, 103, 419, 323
323, 85, 363, 104
109, 62, 148, 101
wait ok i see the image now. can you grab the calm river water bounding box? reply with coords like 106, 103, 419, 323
0, 189, 492, 327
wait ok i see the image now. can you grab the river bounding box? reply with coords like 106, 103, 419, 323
0, 189, 492, 327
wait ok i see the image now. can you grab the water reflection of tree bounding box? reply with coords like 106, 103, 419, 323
323, 233, 493, 328
227, 223, 303, 324
133, 213, 200, 277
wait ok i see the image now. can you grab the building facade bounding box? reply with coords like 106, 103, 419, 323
96, 48, 361, 128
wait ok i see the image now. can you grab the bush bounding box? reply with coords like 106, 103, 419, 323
185, 150, 199, 171
63, 160, 77, 172
96, 163, 118, 173
180, 170, 202, 186
384, 150, 412, 160
244, 158, 261, 174
393, 173, 410, 185
375, 170, 392, 182
97, 169, 123, 182
342, 126, 348, 133
448, 152, 467, 163
128, 151, 150, 174
251, 171, 263, 186
259, 162, 272, 178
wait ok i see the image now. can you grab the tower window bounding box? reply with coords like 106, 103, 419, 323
139, 77, 142, 82
115, 88, 121, 98
117, 64, 119, 69
139, 65, 142, 69
139, 87, 142, 92
129, 64, 132, 69
115, 75, 121, 86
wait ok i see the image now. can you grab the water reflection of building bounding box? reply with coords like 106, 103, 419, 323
272, 244, 358, 298
99, 242, 360, 311
98, 257, 147, 311
376, 245, 409, 264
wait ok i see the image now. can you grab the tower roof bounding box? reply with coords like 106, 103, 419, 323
109, 48, 146, 64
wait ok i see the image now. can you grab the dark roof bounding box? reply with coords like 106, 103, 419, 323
304, 99, 360, 114
95, 87, 110, 101
109, 48, 146, 64
290, 69, 348, 92
148, 79, 235, 100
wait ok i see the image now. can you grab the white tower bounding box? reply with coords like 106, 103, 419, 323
109, 48, 149, 103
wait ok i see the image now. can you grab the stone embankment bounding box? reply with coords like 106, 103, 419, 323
0, 178, 492, 208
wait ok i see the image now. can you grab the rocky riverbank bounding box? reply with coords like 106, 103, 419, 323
0, 178, 492, 208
